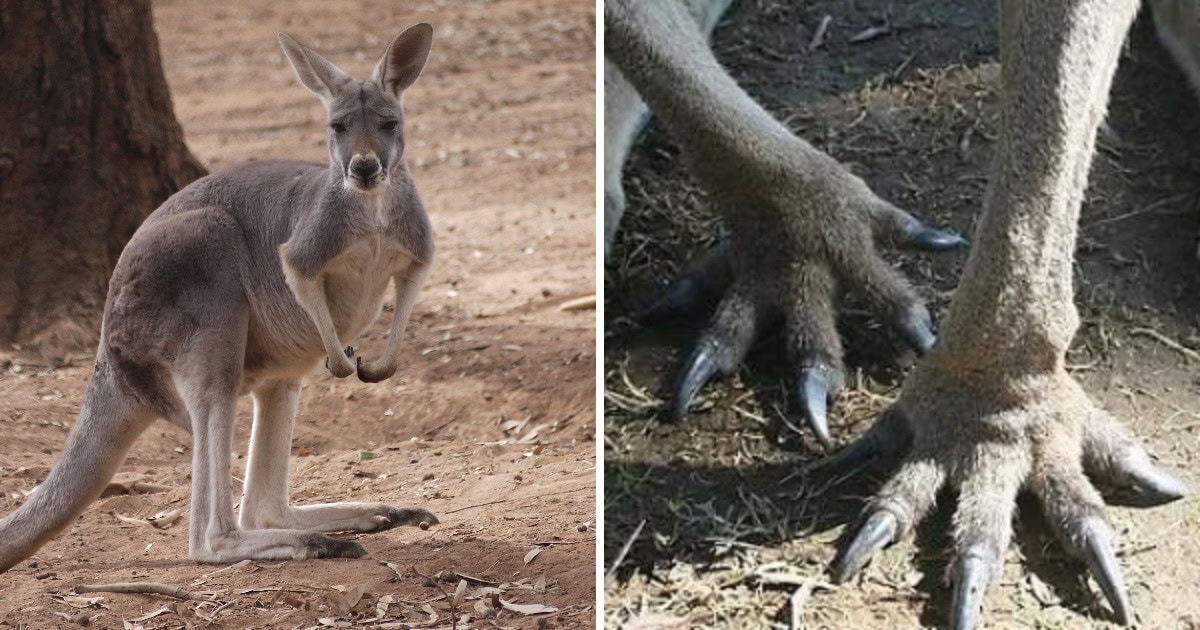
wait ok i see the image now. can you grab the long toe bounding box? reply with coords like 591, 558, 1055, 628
668, 285, 760, 420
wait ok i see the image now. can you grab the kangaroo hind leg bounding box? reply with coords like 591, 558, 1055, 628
239, 378, 437, 533
177, 340, 364, 563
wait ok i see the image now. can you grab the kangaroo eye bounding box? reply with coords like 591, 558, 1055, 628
330, 122, 347, 133
380, 120, 398, 131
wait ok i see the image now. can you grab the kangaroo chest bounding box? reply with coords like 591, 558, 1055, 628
322, 197, 415, 336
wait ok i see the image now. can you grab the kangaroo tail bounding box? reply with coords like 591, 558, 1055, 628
0, 364, 152, 573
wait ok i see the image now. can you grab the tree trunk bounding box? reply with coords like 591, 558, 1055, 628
0, 0, 206, 357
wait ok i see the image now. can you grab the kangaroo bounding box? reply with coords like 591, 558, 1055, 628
0, 25, 440, 572
606, 0, 1191, 627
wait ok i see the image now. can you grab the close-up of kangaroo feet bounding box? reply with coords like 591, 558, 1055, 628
638, 179, 963, 448
830, 367, 1186, 628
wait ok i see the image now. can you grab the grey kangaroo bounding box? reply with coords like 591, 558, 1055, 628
0, 25, 439, 571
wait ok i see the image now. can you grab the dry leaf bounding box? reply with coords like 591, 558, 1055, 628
500, 599, 558, 615
114, 513, 153, 528
849, 24, 890, 43
127, 606, 171, 622
523, 546, 544, 565
147, 509, 181, 529
452, 579, 467, 608
54, 594, 107, 608
420, 603, 438, 623
533, 575, 547, 593
375, 594, 394, 619
359, 451, 376, 461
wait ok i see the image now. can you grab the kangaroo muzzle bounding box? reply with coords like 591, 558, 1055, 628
348, 154, 383, 189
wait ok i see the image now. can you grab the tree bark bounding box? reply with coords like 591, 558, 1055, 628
0, 0, 206, 356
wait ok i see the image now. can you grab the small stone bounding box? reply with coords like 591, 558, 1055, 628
419, 521, 431, 531
576, 523, 587, 532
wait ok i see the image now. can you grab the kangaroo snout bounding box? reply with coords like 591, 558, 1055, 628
348, 155, 382, 188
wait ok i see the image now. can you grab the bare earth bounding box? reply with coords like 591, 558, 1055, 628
0, 0, 596, 628
606, 2, 1200, 629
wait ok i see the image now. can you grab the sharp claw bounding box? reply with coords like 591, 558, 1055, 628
1078, 517, 1133, 625
832, 510, 897, 583
949, 547, 996, 630
904, 224, 968, 251
1123, 458, 1187, 507
633, 243, 733, 325
795, 367, 833, 449
895, 304, 936, 355
670, 337, 725, 420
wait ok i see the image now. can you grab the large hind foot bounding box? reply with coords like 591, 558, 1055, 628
828, 367, 1185, 628
636, 170, 963, 449
241, 501, 438, 534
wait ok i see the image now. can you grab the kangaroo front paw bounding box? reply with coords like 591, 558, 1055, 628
356, 357, 396, 383
637, 176, 962, 449
325, 346, 356, 378
305, 533, 368, 559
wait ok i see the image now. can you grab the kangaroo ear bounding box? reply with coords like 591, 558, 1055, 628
278, 33, 350, 107
371, 24, 433, 99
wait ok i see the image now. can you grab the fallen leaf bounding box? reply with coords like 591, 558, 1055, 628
54, 594, 107, 609
523, 546, 544, 565
147, 509, 181, 529
113, 513, 153, 528
421, 603, 438, 623
127, 606, 171, 622
533, 575, 547, 593
849, 24, 890, 43
375, 594, 394, 619
452, 580, 467, 608
500, 599, 558, 615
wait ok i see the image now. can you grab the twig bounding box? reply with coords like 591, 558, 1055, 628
1130, 327, 1200, 362
789, 577, 819, 630
411, 566, 457, 630
604, 519, 645, 589
443, 499, 507, 514
808, 15, 832, 51
75, 582, 217, 601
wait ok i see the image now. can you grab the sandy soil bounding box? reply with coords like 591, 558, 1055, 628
605, 2, 1200, 628
0, 0, 596, 627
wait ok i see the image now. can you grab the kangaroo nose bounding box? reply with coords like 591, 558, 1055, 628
350, 156, 380, 180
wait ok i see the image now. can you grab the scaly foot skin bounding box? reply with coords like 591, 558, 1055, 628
828, 366, 1186, 629
635, 169, 964, 448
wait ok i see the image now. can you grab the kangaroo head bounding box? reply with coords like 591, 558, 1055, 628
278, 25, 433, 192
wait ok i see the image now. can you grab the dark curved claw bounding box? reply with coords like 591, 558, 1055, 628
831, 509, 897, 583
794, 367, 833, 449
1121, 458, 1187, 507
902, 223, 968, 251
1076, 516, 1132, 625
633, 244, 733, 325
894, 303, 936, 355
669, 336, 733, 420
949, 546, 998, 630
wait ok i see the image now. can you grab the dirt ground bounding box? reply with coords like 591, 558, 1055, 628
605, 1, 1200, 628
0, 0, 596, 628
